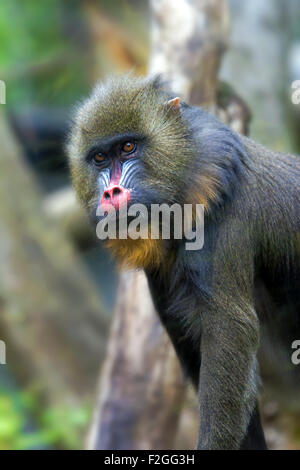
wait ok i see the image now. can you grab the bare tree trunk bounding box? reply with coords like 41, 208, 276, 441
149, 0, 229, 106
89, 0, 248, 450
88, 272, 185, 449
0, 112, 108, 405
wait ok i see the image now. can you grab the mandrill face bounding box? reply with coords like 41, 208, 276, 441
67, 76, 193, 220
67, 75, 197, 269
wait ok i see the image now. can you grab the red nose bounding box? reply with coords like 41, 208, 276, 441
100, 185, 130, 211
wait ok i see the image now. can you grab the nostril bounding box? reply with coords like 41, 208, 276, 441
112, 187, 122, 196
101, 185, 130, 209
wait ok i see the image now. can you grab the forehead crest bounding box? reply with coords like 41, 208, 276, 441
75, 76, 167, 139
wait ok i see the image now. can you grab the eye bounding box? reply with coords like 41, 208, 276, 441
121, 142, 136, 155
92, 152, 105, 166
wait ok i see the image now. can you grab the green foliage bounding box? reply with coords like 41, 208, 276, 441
0, 392, 44, 450
0, 389, 90, 450
0, 0, 88, 107
38, 403, 91, 449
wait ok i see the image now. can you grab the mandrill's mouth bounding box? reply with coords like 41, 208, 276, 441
100, 184, 131, 212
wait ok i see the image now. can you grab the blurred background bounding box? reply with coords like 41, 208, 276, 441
0, 0, 300, 450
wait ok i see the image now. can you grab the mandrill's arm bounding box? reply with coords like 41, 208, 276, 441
148, 245, 264, 449
197, 293, 261, 449
194, 222, 265, 449
153, 220, 266, 450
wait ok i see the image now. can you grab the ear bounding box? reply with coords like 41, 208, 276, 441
165, 97, 181, 111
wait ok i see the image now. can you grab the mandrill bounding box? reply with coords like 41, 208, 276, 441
67, 75, 300, 450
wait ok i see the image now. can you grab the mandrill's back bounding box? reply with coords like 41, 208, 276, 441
240, 135, 300, 235
240, 136, 300, 395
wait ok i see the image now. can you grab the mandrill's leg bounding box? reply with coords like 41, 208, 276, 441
240, 404, 267, 450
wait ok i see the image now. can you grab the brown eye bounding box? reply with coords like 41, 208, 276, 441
93, 153, 105, 165
121, 142, 136, 154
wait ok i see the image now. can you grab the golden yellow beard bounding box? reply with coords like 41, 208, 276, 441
105, 238, 165, 270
